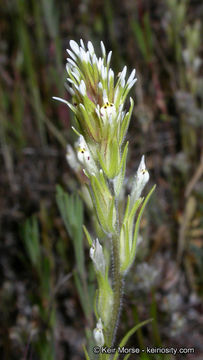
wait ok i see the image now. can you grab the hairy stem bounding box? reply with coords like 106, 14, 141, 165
106, 232, 123, 346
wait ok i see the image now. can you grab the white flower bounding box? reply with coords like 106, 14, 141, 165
100, 102, 116, 124
66, 145, 80, 171
79, 80, 86, 96
100, 41, 106, 58
107, 51, 112, 66
119, 66, 127, 88
131, 155, 150, 201
93, 318, 105, 346
76, 135, 97, 174
127, 69, 136, 86
90, 238, 106, 276
87, 41, 95, 55
69, 40, 80, 56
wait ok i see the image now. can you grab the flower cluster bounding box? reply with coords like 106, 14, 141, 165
54, 40, 155, 349
53, 39, 136, 180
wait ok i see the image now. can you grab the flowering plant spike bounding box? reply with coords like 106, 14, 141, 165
53, 40, 155, 354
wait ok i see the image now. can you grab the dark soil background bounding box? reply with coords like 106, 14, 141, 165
0, 0, 203, 359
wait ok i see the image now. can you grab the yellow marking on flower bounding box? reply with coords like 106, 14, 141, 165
101, 102, 114, 110
77, 146, 91, 161
78, 147, 86, 154
100, 102, 116, 121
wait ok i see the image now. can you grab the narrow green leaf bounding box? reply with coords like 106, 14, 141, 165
97, 150, 109, 177
123, 195, 131, 224
131, 20, 148, 60
74, 272, 90, 320
123, 354, 131, 360
56, 185, 85, 277
79, 104, 96, 138
112, 319, 153, 360
83, 225, 93, 246
119, 98, 134, 145
83, 345, 91, 360
132, 185, 156, 256
118, 141, 128, 174
128, 197, 143, 226
143, 13, 153, 57
94, 289, 99, 320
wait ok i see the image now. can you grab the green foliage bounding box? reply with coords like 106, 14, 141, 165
131, 13, 153, 63
112, 319, 152, 360
56, 185, 84, 276
22, 216, 42, 275
21, 215, 55, 360
56, 185, 94, 322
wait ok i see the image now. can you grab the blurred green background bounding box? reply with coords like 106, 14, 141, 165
0, 0, 203, 359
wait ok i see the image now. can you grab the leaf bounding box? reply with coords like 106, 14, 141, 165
56, 185, 85, 277
74, 271, 90, 320
83, 345, 91, 360
22, 216, 41, 274
112, 319, 153, 360
113, 156, 126, 198
131, 21, 148, 60
132, 185, 156, 257
83, 225, 93, 246
119, 98, 134, 145
123, 354, 131, 360
118, 142, 129, 174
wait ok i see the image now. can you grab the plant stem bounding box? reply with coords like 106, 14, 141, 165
107, 232, 123, 346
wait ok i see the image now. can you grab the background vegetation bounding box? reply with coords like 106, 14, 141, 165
0, 0, 202, 359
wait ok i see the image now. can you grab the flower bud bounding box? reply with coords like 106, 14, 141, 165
90, 238, 105, 276
66, 145, 80, 171
75, 135, 98, 174
131, 155, 149, 202
93, 318, 105, 346
100, 102, 116, 125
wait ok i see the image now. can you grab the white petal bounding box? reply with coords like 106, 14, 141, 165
66, 145, 80, 170
97, 318, 103, 330
100, 41, 106, 58
97, 57, 102, 72
92, 53, 97, 64
67, 58, 76, 67
101, 65, 107, 80
107, 51, 112, 66
52, 96, 69, 106
109, 68, 114, 80
121, 78, 125, 88
131, 155, 150, 201
127, 78, 137, 90
79, 80, 86, 96
90, 238, 105, 275
127, 69, 136, 85
98, 82, 103, 89
69, 40, 80, 55
114, 87, 119, 103
80, 39, 85, 49
64, 84, 75, 96
93, 320, 104, 347
66, 49, 77, 61
80, 47, 90, 63
120, 66, 127, 81
87, 41, 95, 55
103, 89, 108, 103
67, 78, 75, 85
